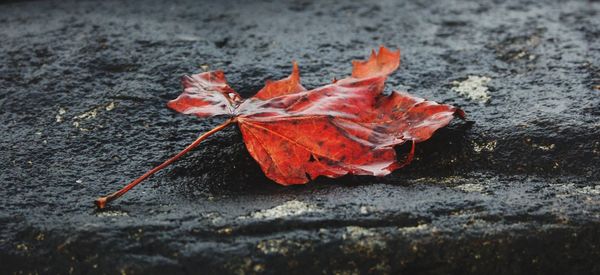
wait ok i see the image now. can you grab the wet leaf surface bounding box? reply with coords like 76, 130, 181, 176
168, 47, 463, 185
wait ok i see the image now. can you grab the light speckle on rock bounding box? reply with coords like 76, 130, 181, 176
243, 200, 323, 220
256, 239, 307, 255
397, 224, 430, 234
455, 183, 486, 193
257, 239, 284, 254
74, 102, 117, 121
55, 108, 66, 123
343, 226, 377, 240
72, 102, 117, 131
555, 183, 600, 197
74, 108, 98, 121
532, 143, 556, 151
473, 140, 497, 153
580, 185, 600, 196
452, 75, 492, 103
359, 205, 377, 214
96, 210, 129, 217
105, 102, 116, 111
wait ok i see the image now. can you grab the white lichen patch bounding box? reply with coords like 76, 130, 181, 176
257, 239, 287, 254
341, 226, 388, 254
473, 140, 497, 153
532, 143, 556, 151
397, 223, 430, 234
72, 102, 117, 131
454, 183, 486, 193
243, 200, 323, 220
554, 183, 600, 198
256, 239, 311, 256
96, 210, 129, 217
359, 205, 378, 215
451, 75, 492, 103
343, 226, 377, 240
205, 212, 225, 226
580, 185, 600, 196
74, 108, 99, 121
105, 101, 116, 111
55, 107, 66, 123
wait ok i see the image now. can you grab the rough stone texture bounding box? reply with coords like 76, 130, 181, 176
1, 0, 599, 274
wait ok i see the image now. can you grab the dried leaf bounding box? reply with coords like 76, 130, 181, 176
96, 46, 465, 208
168, 46, 464, 184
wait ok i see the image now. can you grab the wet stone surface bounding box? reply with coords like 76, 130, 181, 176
1, 0, 599, 274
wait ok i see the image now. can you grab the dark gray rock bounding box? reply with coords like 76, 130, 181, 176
1, 0, 599, 274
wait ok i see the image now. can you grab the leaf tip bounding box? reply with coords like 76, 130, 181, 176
291, 60, 300, 81
254, 61, 306, 100
351, 46, 401, 79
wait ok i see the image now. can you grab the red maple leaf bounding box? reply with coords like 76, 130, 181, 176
96, 46, 465, 208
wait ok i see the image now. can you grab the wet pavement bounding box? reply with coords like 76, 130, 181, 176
1, 0, 599, 274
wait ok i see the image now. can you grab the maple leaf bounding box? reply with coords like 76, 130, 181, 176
96, 46, 465, 208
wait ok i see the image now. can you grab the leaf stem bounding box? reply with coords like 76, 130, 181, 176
95, 118, 235, 209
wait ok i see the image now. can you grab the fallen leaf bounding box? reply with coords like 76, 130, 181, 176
96, 46, 465, 208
